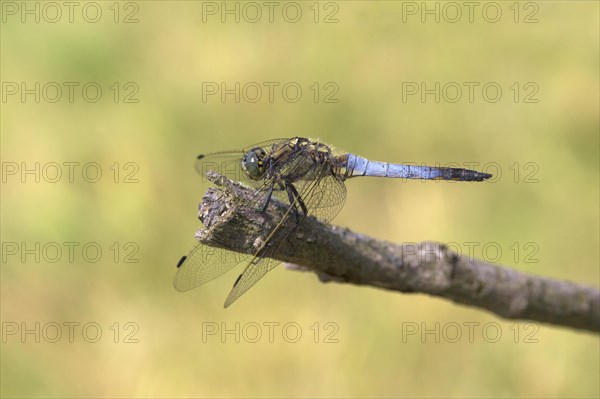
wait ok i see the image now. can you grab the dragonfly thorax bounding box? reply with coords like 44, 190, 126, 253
241, 147, 267, 180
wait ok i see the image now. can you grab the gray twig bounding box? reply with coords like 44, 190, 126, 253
196, 172, 600, 333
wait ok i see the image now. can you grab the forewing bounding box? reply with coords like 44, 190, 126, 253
222, 187, 317, 308
223, 159, 344, 307
300, 172, 347, 223
223, 239, 289, 308
174, 242, 252, 292
178, 139, 298, 292
195, 138, 289, 187
181, 138, 349, 304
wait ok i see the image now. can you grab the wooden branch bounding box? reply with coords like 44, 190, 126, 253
197, 172, 600, 333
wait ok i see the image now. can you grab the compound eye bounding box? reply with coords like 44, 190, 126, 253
242, 148, 266, 180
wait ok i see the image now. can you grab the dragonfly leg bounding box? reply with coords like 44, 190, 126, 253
284, 185, 300, 222
285, 181, 308, 217
261, 184, 274, 212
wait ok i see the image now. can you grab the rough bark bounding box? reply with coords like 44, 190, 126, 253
196, 172, 600, 333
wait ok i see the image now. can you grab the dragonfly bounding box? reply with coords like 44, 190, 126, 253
174, 137, 491, 307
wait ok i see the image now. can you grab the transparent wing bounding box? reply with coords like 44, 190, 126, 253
174, 242, 252, 292
301, 173, 347, 223
176, 139, 300, 293
223, 159, 347, 307
196, 138, 320, 210
177, 139, 348, 307
195, 138, 289, 187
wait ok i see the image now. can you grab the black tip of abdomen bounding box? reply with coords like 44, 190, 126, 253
446, 168, 492, 181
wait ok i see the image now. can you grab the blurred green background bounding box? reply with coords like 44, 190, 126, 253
1, 1, 598, 397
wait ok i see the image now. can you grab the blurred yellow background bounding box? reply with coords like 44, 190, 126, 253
1, 1, 598, 397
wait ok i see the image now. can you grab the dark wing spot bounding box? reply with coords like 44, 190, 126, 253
197, 154, 205, 159
233, 273, 243, 287
176, 255, 187, 268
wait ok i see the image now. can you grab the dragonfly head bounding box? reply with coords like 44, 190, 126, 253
241, 147, 267, 180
